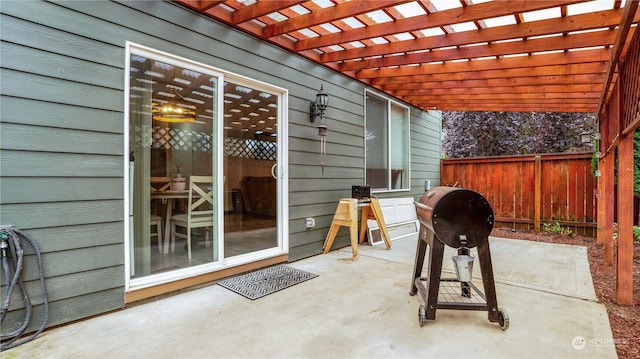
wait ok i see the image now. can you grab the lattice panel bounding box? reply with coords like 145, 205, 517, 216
151, 127, 276, 159
152, 127, 212, 152
621, 27, 639, 134
224, 137, 277, 160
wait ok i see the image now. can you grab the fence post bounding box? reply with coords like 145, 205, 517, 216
534, 155, 541, 232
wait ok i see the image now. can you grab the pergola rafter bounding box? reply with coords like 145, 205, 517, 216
177, 0, 634, 114
293, 1, 584, 51
318, 9, 624, 63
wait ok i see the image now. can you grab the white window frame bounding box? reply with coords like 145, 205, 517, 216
364, 90, 411, 193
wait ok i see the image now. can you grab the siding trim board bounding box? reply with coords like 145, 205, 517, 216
0, 0, 441, 330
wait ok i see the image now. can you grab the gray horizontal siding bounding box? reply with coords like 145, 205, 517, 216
3, 288, 124, 333
409, 110, 442, 197
0, 201, 124, 229
1, 41, 123, 90
1, 69, 122, 111
16, 246, 124, 283
1, 123, 123, 154
1, 150, 122, 177
0, 0, 441, 330
1, 178, 123, 203
7, 266, 124, 311
0, 12, 124, 68
15, 223, 125, 253
1, 97, 124, 132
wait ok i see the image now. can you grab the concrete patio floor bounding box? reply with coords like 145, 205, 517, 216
6, 236, 616, 359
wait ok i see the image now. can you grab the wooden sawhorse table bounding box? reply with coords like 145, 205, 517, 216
322, 197, 392, 260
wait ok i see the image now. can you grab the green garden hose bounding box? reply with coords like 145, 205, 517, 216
0, 226, 48, 350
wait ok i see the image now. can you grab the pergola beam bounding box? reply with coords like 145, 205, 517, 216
339, 30, 614, 71
356, 48, 610, 79
393, 84, 602, 96
381, 74, 606, 90
422, 97, 597, 104
430, 104, 597, 112
403, 92, 601, 101
372, 62, 608, 85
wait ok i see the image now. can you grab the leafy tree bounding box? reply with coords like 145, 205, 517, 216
442, 111, 596, 158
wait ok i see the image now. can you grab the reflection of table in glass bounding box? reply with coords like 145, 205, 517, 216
150, 190, 190, 254
323, 197, 391, 260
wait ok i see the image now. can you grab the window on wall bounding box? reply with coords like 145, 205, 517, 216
365, 91, 410, 191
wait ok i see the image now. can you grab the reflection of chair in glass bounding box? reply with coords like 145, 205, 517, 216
150, 177, 170, 253
170, 176, 214, 260
150, 214, 163, 253
150, 176, 171, 192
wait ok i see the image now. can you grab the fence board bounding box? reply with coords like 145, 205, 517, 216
442, 153, 596, 235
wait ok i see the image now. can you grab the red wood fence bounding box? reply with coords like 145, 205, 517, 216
441, 152, 597, 236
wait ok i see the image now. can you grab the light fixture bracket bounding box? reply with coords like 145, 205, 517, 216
310, 101, 320, 123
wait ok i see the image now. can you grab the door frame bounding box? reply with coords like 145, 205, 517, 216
124, 42, 289, 292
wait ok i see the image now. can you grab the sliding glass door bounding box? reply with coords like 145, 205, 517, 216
126, 44, 287, 288
222, 79, 279, 258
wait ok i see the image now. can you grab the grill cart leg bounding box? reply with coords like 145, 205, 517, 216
477, 239, 503, 326
424, 236, 445, 320
410, 225, 445, 321
410, 225, 428, 295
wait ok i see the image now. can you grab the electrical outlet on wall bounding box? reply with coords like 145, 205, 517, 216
305, 217, 315, 229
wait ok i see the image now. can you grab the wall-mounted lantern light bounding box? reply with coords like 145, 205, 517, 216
310, 85, 329, 174
310, 84, 329, 123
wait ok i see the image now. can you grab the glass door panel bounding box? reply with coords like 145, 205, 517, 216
222, 80, 278, 257
129, 49, 220, 279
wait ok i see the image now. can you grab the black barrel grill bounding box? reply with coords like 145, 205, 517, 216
410, 186, 508, 329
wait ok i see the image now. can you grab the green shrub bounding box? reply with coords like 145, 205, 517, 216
543, 222, 572, 236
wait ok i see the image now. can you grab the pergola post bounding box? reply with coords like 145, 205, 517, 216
596, 0, 638, 306
601, 152, 615, 266
598, 148, 615, 266
616, 129, 634, 305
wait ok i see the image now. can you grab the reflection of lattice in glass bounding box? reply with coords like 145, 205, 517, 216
153, 127, 172, 149
152, 126, 213, 152
224, 137, 276, 160
151, 127, 275, 158
193, 133, 212, 152
225, 137, 245, 157
168, 129, 189, 150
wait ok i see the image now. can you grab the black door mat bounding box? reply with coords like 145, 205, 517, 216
217, 265, 319, 300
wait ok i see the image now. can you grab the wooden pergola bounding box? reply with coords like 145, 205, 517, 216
175, 0, 639, 305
